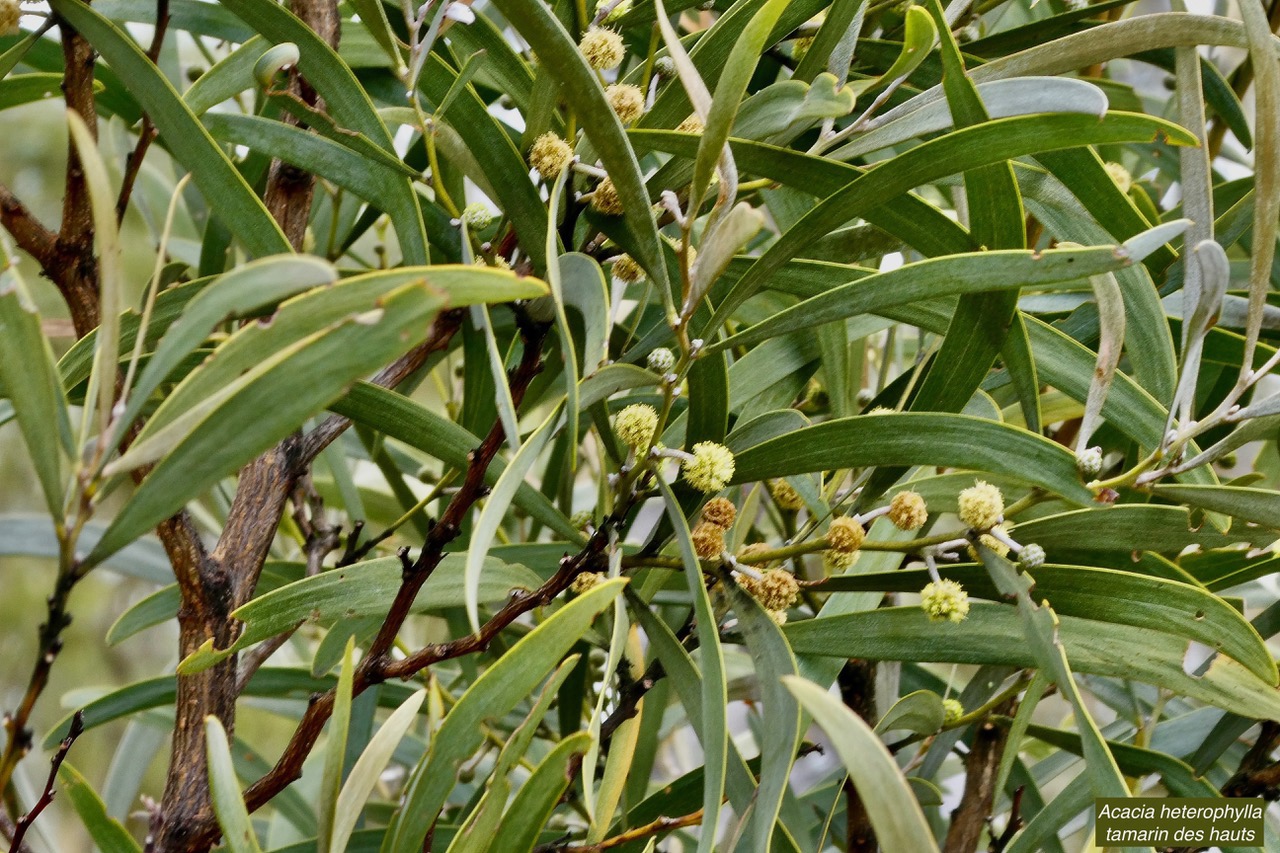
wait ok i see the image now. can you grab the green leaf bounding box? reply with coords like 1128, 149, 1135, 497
92, 283, 445, 563
784, 605, 1280, 719
491, 0, 670, 291
1152, 484, 1280, 530
383, 577, 626, 851
465, 403, 564, 633
488, 733, 593, 853
712, 231, 1177, 351
205, 717, 264, 853
47, 0, 291, 256
814, 562, 1275, 684
731, 413, 1093, 504
329, 381, 582, 542
657, 480, 727, 853
0, 263, 71, 519
58, 763, 143, 853
114, 254, 337, 441
693, 0, 791, 201
183, 36, 269, 115
849, 6, 935, 98
875, 690, 945, 735
332, 690, 427, 853
726, 582, 801, 850
1010, 504, 1260, 551
703, 111, 1197, 335
178, 554, 541, 674
783, 677, 940, 853
318, 638, 356, 852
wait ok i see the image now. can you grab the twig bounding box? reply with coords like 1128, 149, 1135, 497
114, 0, 169, 221
839, 659, 878, 853
987, 786, 1024, 853
9, 711, 85, 850
548, 809, 705, 852
944, 698, 1016, 853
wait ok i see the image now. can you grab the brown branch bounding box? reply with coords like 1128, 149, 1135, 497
1219, 721, 1280, 799
944, 699, 1017, 853
550, 809, 704, 852
0, 185, 58, 270
114, 0, 169, 220
839, 659, 878, 853
9, 711, 84, 851
988, 785, 1024, 853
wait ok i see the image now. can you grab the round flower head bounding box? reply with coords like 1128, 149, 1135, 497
701, 497, 737, 530
967, 528, 1011, 561
769, 608, 788, 625
591, 177, 625, 215
692, 521, 726, 559
676, 113, 704, 134
571, 571, 606, 595
654, 56, 676, 77
613, 403, 657, 451
611, 253, 644, 283
1076, 446, 1103, 479
605, 83, 645, 124
888, 491, 928, 531
682, 442, 735, 493
0, 0, 18, 36
529, 132, 573, 179
824, 548, 860, 571
595, 0, 632, 23
741, 568, 799, 611
769, 479, 805, 511
1019, 542, 1047, 571
920, 578, 970, 623
942, 698, 964, 726
827, 516, 865, 554
957, 480, 1003, 530
460, 202, 493, 230
1104, 161, 1133, 194
579, 27, 624, 70
646, 347, 675, 373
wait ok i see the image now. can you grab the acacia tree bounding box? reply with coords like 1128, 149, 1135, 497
0, 0, 1279, 848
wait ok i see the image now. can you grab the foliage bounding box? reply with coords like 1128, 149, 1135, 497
0, 0, 1279, 849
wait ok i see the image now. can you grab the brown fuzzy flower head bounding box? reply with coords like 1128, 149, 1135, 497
611, 253, 644, 282
920, 578, 970, 623
579, 27, 624, 70
957, 480, 1003, 530
824, 548, 859, 572
0, 0, 19, 36
529, 132, 573, 179
741, 568, 800, 612
606, 83, 645, 124
571, 571, 606, 595
769, 479, 805, 511
591, 177, 625, 215
827, 516, 865, 553
676, 113, 704, 134
888, 490, 928, 531
701, 497, 737, 530
691, 521, 725, 559
966, 527, 1011, 561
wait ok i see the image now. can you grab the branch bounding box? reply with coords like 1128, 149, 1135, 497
944, 699, 1016, 853
839, 659, 878, 853
114, 0, 169, 220
8, 711, 84, 851
545, 810, 704, 852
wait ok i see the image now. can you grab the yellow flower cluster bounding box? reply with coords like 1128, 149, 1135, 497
571, 571, 606, 594
611, 253, 643, 282
769, 479, 805, 511
682, 442, 735, 493
579, 27, 624, 70
613, 403, 657, 451
591, 177, 624, 215
529, 132, 573, 179
957, 480, 1003, 530
920, 579, 970, 623
827, 516, 864, 553
888, 490, 927, 531
739, 568, 799, 612
606, 83, 645, 124
692, 521, 725, 559
701, 497, 736, 529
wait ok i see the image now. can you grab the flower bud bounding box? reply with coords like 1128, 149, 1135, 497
460, 202, 493, 230
654, 56, 676, 77
920, 578, 970, 623
942, 698, 964, 726
682, 442, 735, 493
888, 490, 928, 531
957, 480, 1003, 530
646, 347, 675, 372
571, 571, 606, 594
1019, 542, 1046, 571
1076, 446, 1103, 479
967, 527, 1011, 561
1104, 161, 1132, 194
